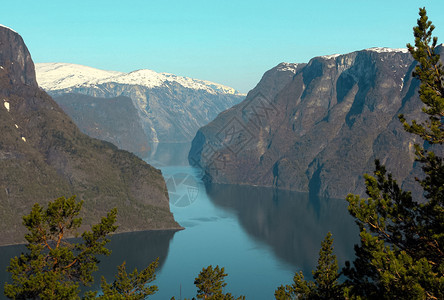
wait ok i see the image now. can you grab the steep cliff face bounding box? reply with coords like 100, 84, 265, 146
35, 63, 245, 144
189, 48, 440, 199
0, 26, 35, 87
188, 62, 305, 167
54, 93, 150, 157
0, 26, 181, 246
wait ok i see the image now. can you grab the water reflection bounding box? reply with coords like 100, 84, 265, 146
0, 243, 26, 288
205, 183, 359, 277
86, 230, 176, 292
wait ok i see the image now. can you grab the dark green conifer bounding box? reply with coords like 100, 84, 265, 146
344, 7, 444, 299
4, 196, 160, 299
85, 260, 158, 299
4, 196, 118, 299
194, 265, 228, 299
188, 265, 244, 300
275, 233, 343, 300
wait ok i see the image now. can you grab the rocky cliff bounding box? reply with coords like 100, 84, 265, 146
35, 63, 245, 145
189, 48, 443, 199
0, 25, 181, 246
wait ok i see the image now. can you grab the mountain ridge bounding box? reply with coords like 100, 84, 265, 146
189, 46, 442, 199
36, 63, 245, 144
36, 62, 245, 96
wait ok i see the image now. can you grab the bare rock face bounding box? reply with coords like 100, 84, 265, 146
0, 26, 181, 246
189, 48, 442, 199
0, 26, 36, 87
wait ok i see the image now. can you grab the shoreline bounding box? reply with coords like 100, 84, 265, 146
0, 226, 185, 248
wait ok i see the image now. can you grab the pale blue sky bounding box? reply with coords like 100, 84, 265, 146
1, 1, 444, 93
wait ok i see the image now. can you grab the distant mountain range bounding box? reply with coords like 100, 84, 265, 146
35, 63, 245, 150
0, 25, 181, 246
189, 46, 444, 199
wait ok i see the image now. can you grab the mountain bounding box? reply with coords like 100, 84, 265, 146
35, 63, 245, 146
0, 25, 181, 246
53, 93, 150, 157
189, 47, 444, 199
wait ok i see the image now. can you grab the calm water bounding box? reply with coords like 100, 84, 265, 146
0, 143, 359, 299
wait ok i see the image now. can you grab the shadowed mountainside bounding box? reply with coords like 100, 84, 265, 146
54, 93, 150, 157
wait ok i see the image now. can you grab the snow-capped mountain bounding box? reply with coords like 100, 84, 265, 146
36, 63, 243, 96
35, 63, 245, 147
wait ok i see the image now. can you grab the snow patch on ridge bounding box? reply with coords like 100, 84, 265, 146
100, 69, 164, 88
320, 54, 341, 60
3, 100, 10, 112
276, 62, 300, 73
317, 47, 409, 61
365, 47, 409, 54
0, 24, 17, 33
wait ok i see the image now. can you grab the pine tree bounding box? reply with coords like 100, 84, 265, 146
274, 233, 343, 300
4, 196, 160, 299
312, 232, 341, 299
343, 7, 444, 299
4, 196, 118, 299
400, 7, 444, 145
194, 265, 227, 299
188, 265, 245, 300
84, 260, 159, 299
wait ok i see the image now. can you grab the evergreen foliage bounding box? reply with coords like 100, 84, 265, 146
194, 265, 228, 299
343, 7, 444, 299
274, 233, 343, 299
344, 162, 442, 298
85, 260, 159, 299
400, 8, 444, 145
4, 196, 117, 299
3, 196, 159, 300
187, 265, 245, 300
